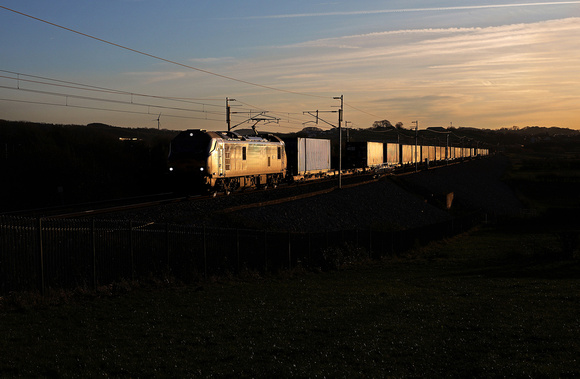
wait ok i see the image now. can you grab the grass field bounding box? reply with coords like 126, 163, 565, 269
504, 151, 580, 211
1, 225, 578, 377
2, 151, 578, 377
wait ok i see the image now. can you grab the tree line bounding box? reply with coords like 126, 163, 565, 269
0, 120, 177, 211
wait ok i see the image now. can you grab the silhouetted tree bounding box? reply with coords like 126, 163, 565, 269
372, 120, 393, 129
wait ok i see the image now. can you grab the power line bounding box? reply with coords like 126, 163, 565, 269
0, 97, 224, 123
0, 70, 224, 109
0, 85, 224, 116
344, 101, 381, 119
0, 69, 230, 124
0, 5, 331, 99
0, 71, 306, 130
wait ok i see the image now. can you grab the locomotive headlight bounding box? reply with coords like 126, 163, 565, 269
199, 167, 204, 171
169, 167, 174, 172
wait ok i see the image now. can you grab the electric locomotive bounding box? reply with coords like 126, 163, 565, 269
168, 129, 286, 193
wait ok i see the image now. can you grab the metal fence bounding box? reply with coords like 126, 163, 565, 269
0, 213, 483, 295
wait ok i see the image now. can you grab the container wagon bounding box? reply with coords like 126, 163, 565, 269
283, 137, 331, 180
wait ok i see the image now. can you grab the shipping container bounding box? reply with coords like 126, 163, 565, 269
383, 143, 400, 165
428, 145, 436, 162
435, 146, 442, 161
400, 144, 416, 165
421, 145, 429, 163
283, 137, 331, 176
345, 141, 384, 169
367, 142, 384, 167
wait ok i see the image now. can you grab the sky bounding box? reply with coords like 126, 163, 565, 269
1, 0, 579, 132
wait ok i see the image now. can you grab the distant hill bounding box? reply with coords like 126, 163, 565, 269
0, 120, 178, 210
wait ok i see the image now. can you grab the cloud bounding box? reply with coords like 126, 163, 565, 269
189, 57, 236, 64
276, 17, 580, 79
277, 73, 322, 80
246, 17, 579, 128
228, 2, 580, 20
279, 27, 474, 49
124, 17, 579, 129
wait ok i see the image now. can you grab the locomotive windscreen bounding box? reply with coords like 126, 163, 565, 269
169, 130, 212, 160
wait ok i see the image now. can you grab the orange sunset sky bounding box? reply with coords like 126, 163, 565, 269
1, 1, 579, 132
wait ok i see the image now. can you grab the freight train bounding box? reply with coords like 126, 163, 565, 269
168, 129, 489, 193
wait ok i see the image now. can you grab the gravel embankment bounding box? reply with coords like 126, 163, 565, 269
397, 154, 523, 216
117, 155, 522, 232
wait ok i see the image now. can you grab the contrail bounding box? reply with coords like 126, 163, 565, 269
236, 2, 580, 19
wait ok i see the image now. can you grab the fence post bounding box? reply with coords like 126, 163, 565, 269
264, 230, 268, 272
369, 228, 373, 259
37, 217, 45, 295
129, 221, 135, 281
308, 232, 311, 266
381, 231, 385, 257
236, 229, 240, 273
165, 223, 170, 274
203, 225, 207, 279
92, 219, 96, 291
288, 231, 291, 270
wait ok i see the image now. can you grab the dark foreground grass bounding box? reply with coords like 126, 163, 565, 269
1, 227, 579, 378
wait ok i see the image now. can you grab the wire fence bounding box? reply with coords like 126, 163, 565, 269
0, 213, 484, 295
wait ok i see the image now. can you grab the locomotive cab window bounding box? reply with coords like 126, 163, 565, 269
277, 147, 281, 159
242, 147, 247, 160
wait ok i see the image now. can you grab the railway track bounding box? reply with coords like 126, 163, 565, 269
1, 192, 185, 219
3, 160, 461, 220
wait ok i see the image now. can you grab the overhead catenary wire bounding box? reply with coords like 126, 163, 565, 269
0, 71, 224, 109
344, 101, 381, 119
0, 72, 307, 130
0, 85, 225, 116
0, 97, 224, 122
0, 69, 235, 125
356, 125, 481, 145
233, 99, 314, 126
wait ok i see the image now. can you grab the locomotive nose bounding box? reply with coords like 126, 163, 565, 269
168, 158, 207, 174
